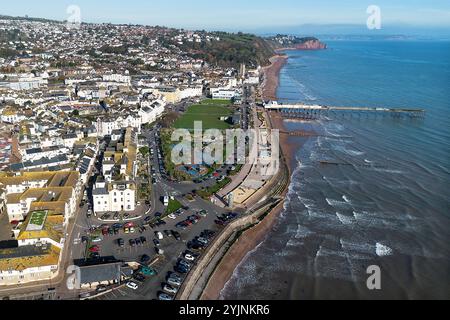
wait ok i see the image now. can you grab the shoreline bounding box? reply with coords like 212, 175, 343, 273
198, 56, 301, 300
261, 54, 288, 101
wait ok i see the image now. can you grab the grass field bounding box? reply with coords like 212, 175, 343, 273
174, 100, 233, 130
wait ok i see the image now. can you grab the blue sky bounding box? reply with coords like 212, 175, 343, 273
1, 0, 450, 32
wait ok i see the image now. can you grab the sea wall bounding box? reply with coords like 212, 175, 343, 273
176, 213, 259, 300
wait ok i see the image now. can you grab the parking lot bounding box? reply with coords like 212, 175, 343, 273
68, 104, 244, 300
75, 194, 233, 300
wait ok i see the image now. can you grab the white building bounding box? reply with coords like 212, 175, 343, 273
21, 145, 71, 162
102, 73, 131, 85
92, 179, 136, 213
179, 85, 203, 100
210, 88, 239, 100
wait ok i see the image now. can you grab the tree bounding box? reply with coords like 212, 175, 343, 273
160, 112, 179, 128
139, 146, 150, 157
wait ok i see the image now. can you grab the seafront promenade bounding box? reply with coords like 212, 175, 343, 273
176, 98, 292, 300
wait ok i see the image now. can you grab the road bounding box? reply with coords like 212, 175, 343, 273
0, 92, 257, 301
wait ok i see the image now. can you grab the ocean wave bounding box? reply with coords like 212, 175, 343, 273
351, 210, 422, 233
376, 243, 394, 257
371, 168, 404, 174
326, 198, 353, 208
342, 195, 352, 204
323, 176, 359, 186
327, 123, 345, 132
336, 212, 355, 225
286, 239, 304, 247
340, 239, 377, 256
298, 196, 317, 209
306, 208, 334, 220
333, 144, 365, 156
288, 74, 318, 101
294, 224, 315, 239
316, 245, 373, 262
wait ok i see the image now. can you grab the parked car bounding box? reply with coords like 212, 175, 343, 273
196, 237, 209, 245
144, 216, 152, 223
133, 273, 146, 283
184, 254, 195, 261
167, 277, 182, 287
140, 236, 147, 244
153, 239, 160, 247
126, 281, 139, 290
215, 220, 226, 226
129, 239, 136, 247
117, 238, 125, 247
158, 293, 174, 301
140, 266, 157, 276
155, 231, 164, 240
175, 265, 189, 274
168, 272, 182, 282
89, 252, 100, 259
163, 230, 172, 237
172, 230, 181, 241
163, 284, 178, 294
91, 236, 103, 243
96, 285, 108, 293
141, 254, 151, 264
178, 259, 191, 269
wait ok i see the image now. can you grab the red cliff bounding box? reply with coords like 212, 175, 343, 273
295, 39, 327, 50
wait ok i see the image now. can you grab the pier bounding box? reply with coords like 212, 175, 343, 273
265, 102, 426, 119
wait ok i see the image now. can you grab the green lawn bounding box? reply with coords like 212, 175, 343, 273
174, 101, 233, 130
200, 99, 231, 106
29, 210, 47, 226
196, 177, 232, 199
166, 199, 182, 214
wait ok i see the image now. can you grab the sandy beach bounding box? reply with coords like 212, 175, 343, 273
261, 55, 288, 101
199, 56, 303, 299
199, 111, 303, 300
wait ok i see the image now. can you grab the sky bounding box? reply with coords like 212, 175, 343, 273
1, 0, 450, 34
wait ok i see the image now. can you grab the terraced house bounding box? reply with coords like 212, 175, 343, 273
92, 127, 137, 213
0, 171, 82, 224
0, 210, 64, 286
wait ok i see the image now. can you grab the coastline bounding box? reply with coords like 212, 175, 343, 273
261, 54, 288, 101
198, 55, 301, 300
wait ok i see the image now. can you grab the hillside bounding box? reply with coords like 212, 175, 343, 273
265, 35, 327, 50
176, 32, 275, 68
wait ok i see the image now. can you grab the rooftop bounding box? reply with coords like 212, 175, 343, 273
0, 244, 61, 271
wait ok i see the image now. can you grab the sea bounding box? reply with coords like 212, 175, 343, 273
220, 40, 450, 300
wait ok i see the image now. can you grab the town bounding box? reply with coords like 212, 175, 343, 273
0, 15, 285, 300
